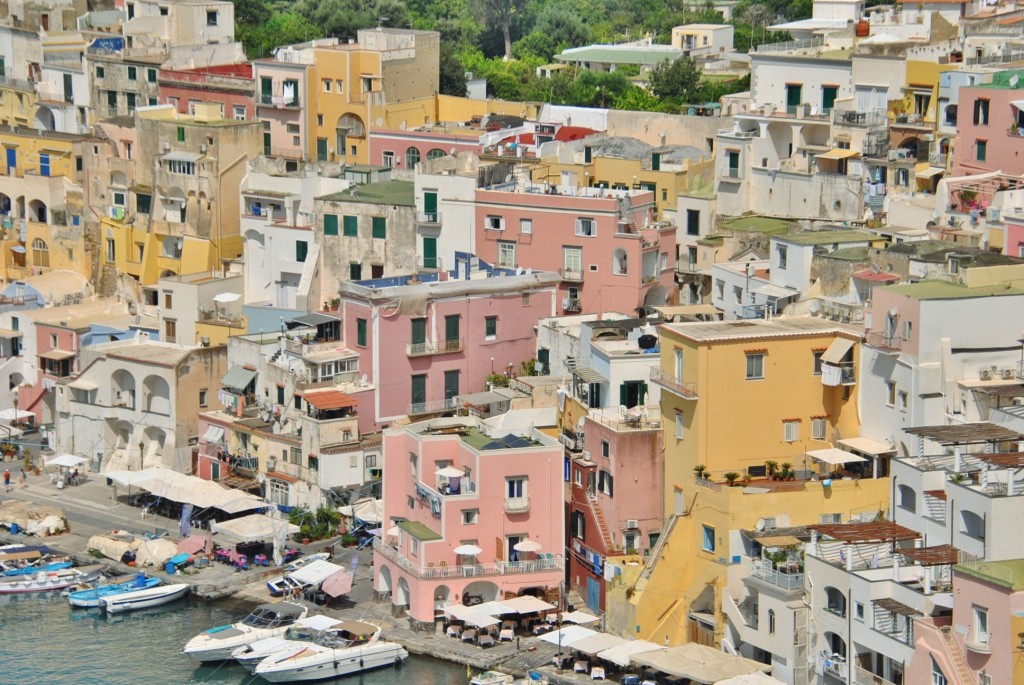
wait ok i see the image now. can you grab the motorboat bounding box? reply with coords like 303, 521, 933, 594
183, 601, 308, 662
0, 564, 104, 595
254, 620, 408, 682
471, 672, 516, 685
102, 582, 190, 614
231, 615, 342, 672
68, 573, 162, 608
2, 560, 73, 576
266, 553, 331, 596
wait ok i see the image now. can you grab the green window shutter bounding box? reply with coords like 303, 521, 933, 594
411, 318, 426, 344
176, 126, 185, 142
372, 216, 386, 239
356, 318, 367, 346
619, 383, 629, 407
639, 382, 648, 405
343, 215, 358, 236
323, 214, 339, 236
147, 68, 157, 83
296, 241, 308, 262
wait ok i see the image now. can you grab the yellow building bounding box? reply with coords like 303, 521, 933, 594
606, 317, 891, 645
0, 126, 88, 282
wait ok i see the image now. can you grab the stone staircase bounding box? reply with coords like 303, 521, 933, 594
586, 493, 616, 551
940, 625, 974, 684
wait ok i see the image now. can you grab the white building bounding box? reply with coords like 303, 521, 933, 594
671, 24, 734, 57
157, 271, 243, 345
414, 153, 491, 274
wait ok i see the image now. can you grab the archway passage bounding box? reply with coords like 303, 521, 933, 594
377, 565, 392, 595
462, 580, 500, 606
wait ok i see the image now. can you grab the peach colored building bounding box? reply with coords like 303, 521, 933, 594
373, 415, 565, 623
473, 187, 674, 316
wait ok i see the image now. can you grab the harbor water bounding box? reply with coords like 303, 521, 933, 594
0, 593, 470, 685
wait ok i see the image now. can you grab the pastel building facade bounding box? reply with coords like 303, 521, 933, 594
373, 416, 565, 622
952, 69, 1024, 176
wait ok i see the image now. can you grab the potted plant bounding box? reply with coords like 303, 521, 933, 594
693, 464, 710, 480
780, 463, 795, 481
764, 460, 779, 480
950, 472, 968, 484
724, 472, 741, 487
1, 442, 16, 459
742, 473, 752, 487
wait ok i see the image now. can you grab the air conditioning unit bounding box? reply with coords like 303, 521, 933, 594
581, 450, 592, 463
980, 368, 992, 380
626, 519, 639, 529
199, 143, 207, 153
1003, 368, 1015, 380
199, 336, 210, 347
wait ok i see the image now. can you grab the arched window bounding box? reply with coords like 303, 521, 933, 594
613, 248, 628, 275
898, 484, 917, 513
768, 609, 776, 634
32, 238, 48, 267
825, 586, 846, 617
405, 147, 421, 169
426, 148, 446, 160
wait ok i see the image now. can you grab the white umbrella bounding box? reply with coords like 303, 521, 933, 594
561, 610, 600, 624
503, 595, 555, 614
435, 466, 464, 477
445, 603, 479, 620
213, 292, 241, 303
513, 539, 542, 553
473, 600, 517, 616
454, 544, 483, 555
538, 626, 597, 647
0, 408, 32, 421
46, 454, 88, 468
463, 613, 502, 629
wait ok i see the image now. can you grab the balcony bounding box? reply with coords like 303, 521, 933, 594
822, 361, 856, 386
677, 260, 700, 274
408, 397, 459, 416
720, 168, 742, 183
745, 559, 804, 593
407, 338, 464, 357
563, 298, 581, 313
642, 274, 659, 284
865, 331, 902, 353
258, 93, 301, 109
559, 267, 585, 283
832, 109, 888, 128
853, 666, 899, 685
823, 657, 849, 681
650, 368, 698, 399
417, 256, 443, 271
504, 496, 530, 514
374, 538, 563, 579
416, 211, 442, 225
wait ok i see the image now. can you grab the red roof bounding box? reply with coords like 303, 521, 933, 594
555, 126, 597, 142
304, 390, 357, 411
852, 269, 900, 282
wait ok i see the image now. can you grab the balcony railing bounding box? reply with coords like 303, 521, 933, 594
854, 666, 899, 685
822, 361, 856, 386
747, 559, 804, 591
259, 94, 301, 109
373, 538, 563, 579
504, 496, 530, 513
823, 657, 849, 680
865, 331, 903, 352
408, 397, 459, 416
832, 109, 888, 128
407, 338, 464, 357
650, 368, 698, 399
417, 211, 442, 225
559, 267, 585, 282
642, 274, 658, 284
417, 256, 443, 271
563, 298, 581, 313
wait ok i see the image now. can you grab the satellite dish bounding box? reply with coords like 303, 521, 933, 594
889, 306, 899, 316
525, 267, 532, 275
809, 301, 821, 315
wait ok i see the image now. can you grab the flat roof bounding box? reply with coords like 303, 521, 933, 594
101, 341, 193, 366
721, 216, 795, 234
904, 423, 1024, 445
956, 559, 1024, 591
318, 180, 414, 206
775, 230, 876, 246
556, 44, 685, 66
880, 280, 1024, 300
663, 316, 859, 343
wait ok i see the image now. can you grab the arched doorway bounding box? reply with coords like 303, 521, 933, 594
433, 584, 451, 619
377, 565, 392, 596
463, 580, 500, 606
396, 577, 410, 608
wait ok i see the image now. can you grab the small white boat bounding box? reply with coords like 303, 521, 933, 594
0, 564, 104, 595
102, 582, 190, 613
254, 620, 408, 682
68, 574, 162, 608
267, 553, 330, 596
472, 672, 515, 685
231, 615, 342, 672
183, 601, 308, 662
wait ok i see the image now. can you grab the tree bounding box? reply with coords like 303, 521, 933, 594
297, 0, 410, 41
439, 41, 468, 96
612, 85, 662, 112
473, 0, 527, 60
237, 12, 324, 58
648, 56, 701, 104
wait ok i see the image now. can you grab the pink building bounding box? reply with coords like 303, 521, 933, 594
338, 272, 559, 426
20, 319, 83, 424
909, 559, 1024, 685
373, 416, 565, 622
252, 58, 310, 159
474, 187, 674, 316
1004, 214, 1024, 257
952, 69, 1024, 177
159, 63, 255, 121
369, 128, 481, 169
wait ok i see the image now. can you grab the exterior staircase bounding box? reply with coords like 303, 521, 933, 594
939, 625, 974, 684
586, 493, 616, 551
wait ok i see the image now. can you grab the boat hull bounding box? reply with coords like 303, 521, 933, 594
256, 643, 408, 682
0, 568, 102, 595
103, 583, 190, 614
186, 627, 291, 662
69, 578, 161, 608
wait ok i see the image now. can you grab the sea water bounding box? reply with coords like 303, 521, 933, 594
0, 593, 470, 684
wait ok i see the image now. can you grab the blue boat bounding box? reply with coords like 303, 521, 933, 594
2, 561, 73, 576
68, 574, 162, 608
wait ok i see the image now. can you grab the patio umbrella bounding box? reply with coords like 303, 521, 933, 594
561, 610, 600, 624
321, 569, 354, 598
454, 544, 483, 555
213, 292, 241, 303
538, 626, 597, 647
45, 454, 88, 468
513, 539, 542, 553
435, 466, 464, 477
463, 613, 502, 629
385, 526, 400, 537
473, 600, 517, 616
503, 595, 555, 614
445, 603, 479, 620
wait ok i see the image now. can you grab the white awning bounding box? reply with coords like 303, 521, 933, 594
210, 514, 298, 543
571, 633, 628, 656
916, 166, 945, 179
838, 437, 895, 455
597, 640, 662, 667
288, 559, 344, 586
203, 425, 225, 443
753, 283, 797, 300
821, 337, 855, 365
538, 626, 598, 647
1012, 100, 1024, 111
67, 379, 98, 391
808, 448, 867, 465
162, 151, 202, 162
818, 148, 860, 160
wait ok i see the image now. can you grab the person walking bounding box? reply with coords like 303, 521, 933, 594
18, 468, 27, 488
3, 468, 10, 492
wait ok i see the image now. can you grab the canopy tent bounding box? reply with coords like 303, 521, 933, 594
46, 454, 88, 468
631, 644, 771, 684
0, 408, 33, 421
569, 632, 628, 656
210, 514, 298, 543
177, 534, 210, 556
808, 448, 867, 466
596, 640, 661, 667
445, 603, 485, 621
560, 610, 600, 624
502, 595, 555, 614
538, 626, 598, 647
105, 466, 264, 513
321, 569, 354, 598
338, 498, 383, 524
463, 613, 502, 629
289, 559, 344, 587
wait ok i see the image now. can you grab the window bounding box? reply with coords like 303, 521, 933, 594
777, 244, 788, 269
322, 79, 332, 93
176, 126, 185, 142
462, 509, 478, 525
405, 147, 420, 168
96, 65, 105, 78
233, 105, 246, 120
686, 209, 700, 236
164, 319, 176, 342
341, 215, 357, 236
522, 293, 530, 307
571, 510, 586, 538
745, 353, 764, 380
601, 440, 609, 458
286, 122, 300, 134
336, 80, 344, 93
898, 484, 917, 513
520, 218, 532, 234
931, 657, 948, 685
356, 318, 367, 347
506, 477, 527, 499
268, 479, 289, 507
127, 66, 137, 81
976, 139, 987, 162
598, 470, 614, 496
105, 238, 115, 263
485, 215, 505, 231
898, 391, 908, 411
820, 513, 841, 524
825, 586, 846, 617
575, 217, 595, 237
767, 609, 776, 634
497, 241, 516, 268
165, 159, 195, 175
784, 420, 799, 442
32, 238, 49, 267
812, 417, 827, 440
903, 320, 912, 341
886, 381, 897, 406
813, 350, 823, 375
715, 279, 725, 299
973, 98, 989, 125
349, 263, 361, 280
50, 334, 58, 347
135, 192, 152, 214
371, 216, 386, 239
855, 602, 864, 621
323, 214, 338, 236
675, 412, 684, 439
702, 525, 715, 552
410, 318, 426, 345
295, 240, 308, 262
973, 606, 989, 646
199, 389, 208, 407
484, 316, 497, 339
163, 291, 173, 309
